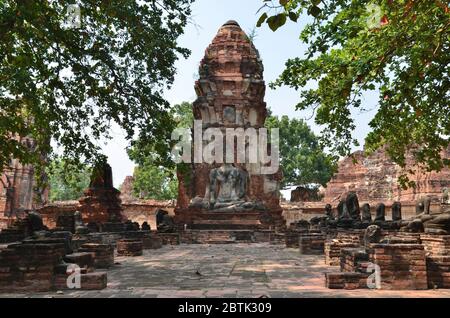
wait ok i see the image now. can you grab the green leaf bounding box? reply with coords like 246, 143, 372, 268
280, 0, 289, 6
308, 5, 322, 18
267, 13, 287, 32
289, 12, 298, 22
257, 12, 268, 27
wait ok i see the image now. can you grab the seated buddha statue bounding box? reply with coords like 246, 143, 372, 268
189, 164, 266, 212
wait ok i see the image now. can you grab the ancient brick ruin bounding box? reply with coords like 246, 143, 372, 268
321, 146, 450, 205
78, 163, 124, 225
0, 136, 48, 230
1, 20, 450, 297
174, 20, 284, 233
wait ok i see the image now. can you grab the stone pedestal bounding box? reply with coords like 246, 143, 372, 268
421, 234, 450, 256
285, 231, 300, 248
175, 208, 284, 231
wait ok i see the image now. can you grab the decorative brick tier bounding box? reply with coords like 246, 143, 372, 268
383, 232, 422, 244
117, 239, 143, 257
180, 230, 257, 244
367, 244, 428, 290
175, 209, 285, 231
78, 243, 114, 269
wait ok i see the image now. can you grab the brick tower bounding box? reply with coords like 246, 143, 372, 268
174, 20, 284, 231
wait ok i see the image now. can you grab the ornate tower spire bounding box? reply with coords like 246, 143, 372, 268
193, 20, 266, 129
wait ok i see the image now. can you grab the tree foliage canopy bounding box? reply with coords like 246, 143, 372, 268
258, 0, 449, 187
127, 101, 193, 200
131, 164, 178, 200
0, 0, 193, 173
47, 158, 91, 202
265, 114, 336, 189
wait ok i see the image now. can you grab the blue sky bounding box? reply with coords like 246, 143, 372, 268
103, 0, 379, 189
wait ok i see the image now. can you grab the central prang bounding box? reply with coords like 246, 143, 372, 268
174, 20, 284, 229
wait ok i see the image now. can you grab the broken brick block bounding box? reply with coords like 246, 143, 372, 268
367, 243, 428, 290
117, 239, 143, 257
63, 252, 94, 271
54, 271, 107, 290
325, 272, 369, 290
78, 243, 114, 268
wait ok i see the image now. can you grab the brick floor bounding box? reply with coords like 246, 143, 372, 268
1, 243, 450, 298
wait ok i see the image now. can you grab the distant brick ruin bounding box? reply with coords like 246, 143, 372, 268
119, 176, 136, 202
0, 136, 48, 229
321, 147, 450, 204
78, 163, 124, 224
